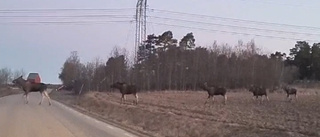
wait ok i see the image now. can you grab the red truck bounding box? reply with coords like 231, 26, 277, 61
27, 73, 41, 83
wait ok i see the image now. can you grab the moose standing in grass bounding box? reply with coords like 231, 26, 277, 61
201, 82, 227, 105
282, 85, 298, 101
248, 85, 269, 102
12, 76, 52, 105
110, 82, 139, 105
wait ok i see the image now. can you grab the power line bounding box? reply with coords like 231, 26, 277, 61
0, 20, 134, 25
239, 0, 317, 8
2, 7, 318, 30
149, 22, 319, 42
148, 8, 320, 31
0, 15, 134, 18
4, 13, 317, 36
3, 7, 318, 30
7, 14, 316, 37
0, 8, 135, 13
148, 16, 320, 36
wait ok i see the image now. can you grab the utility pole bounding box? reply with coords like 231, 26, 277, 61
135, 0, 147, 64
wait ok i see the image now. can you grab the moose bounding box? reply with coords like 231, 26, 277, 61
12, 76, 52, 105
282, 85, 297, 101
55, 85, 73, 91
110, 82, 139, 105
56, 85, 66, 91
248, 85, 269, 101
200, 82, 227, 105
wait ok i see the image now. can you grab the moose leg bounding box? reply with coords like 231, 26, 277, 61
204, 95, 210, 105
121, 94, 125, 104
258, 96, 263, 104
39, 92, 44, 105
266, 95, 269, 101
224, 95, 227, 104
25, 94, 29, 104
288, 94, 292, 101
287, 94, 292, 101
124, 95, 127, 103
295, 94, 298, 100
252, 95, 256, 100
255, 96, 259, 100
212, 96, 215, 104
22, 93, 26, 99
43, 91, 52, 106
134, 93, 139, 105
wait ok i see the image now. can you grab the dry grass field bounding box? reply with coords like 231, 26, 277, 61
0, 87, 22, 98
51, 89, 320, 137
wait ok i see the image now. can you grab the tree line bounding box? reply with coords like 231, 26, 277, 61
58, 31, 320, 94
0, 68, 25, 87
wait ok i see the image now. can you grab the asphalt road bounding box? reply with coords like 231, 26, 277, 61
0, 92, 138, 137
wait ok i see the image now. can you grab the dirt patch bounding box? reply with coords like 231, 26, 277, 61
51, 90, 320, 137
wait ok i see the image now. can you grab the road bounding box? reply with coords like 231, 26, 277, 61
0, 92, 138, 137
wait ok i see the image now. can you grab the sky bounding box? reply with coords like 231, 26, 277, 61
1, 0, 320, 84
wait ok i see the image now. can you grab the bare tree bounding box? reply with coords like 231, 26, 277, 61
59, 51, 82, 94
0, 68, 12, 86
13, 69, 26, 79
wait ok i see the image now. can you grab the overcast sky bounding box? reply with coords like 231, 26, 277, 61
1, 0, 319, 84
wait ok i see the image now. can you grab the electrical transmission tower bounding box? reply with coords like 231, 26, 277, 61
135, 0, 147, 63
